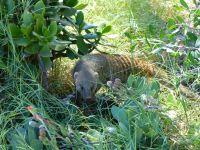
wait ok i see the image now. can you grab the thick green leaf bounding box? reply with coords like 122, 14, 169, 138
28, 126, 37, 144
83, 24, 97, 30
15, 37, 29, 46
49, 21, 57, 36
30, 139, 43, 150
34, 15, 45, 34
74, 3, 87, 10
24, 43, 39, 54
77, 36, 89, 54
76, 11, 84, 26
8, 23, 21, 37
50, 40, 71, 51
42, 25, 49, 37
62, 7, 76, 17
102, 25, 112, 34
83, 33, 98, 39
32, 31, 45, 41
21, 24, 33, 38
111, 105, 129, 129
180, 0, 189, 9
40, 44, 52, 57
34, 0, 45, 15
63, 0, 79, 7
22, 11, 33, 26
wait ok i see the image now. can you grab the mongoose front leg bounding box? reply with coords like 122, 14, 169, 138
107, 78, 122, 91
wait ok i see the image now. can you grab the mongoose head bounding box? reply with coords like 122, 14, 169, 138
73, 70, 99, 101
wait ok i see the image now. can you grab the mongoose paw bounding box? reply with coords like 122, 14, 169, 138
107, 78, 122, 91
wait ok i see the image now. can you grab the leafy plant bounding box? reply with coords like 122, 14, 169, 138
0, 0, 110, 88
110, 76, 168, 149
127, 0, 200, 92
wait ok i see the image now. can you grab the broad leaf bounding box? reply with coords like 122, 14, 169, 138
40, 44, 52, 57
24, 43, 39, 54
63, 0, 79, 7
49, 21, 57, 36
8, 23, 21, 37
15, 37, 29, 46
34, 0, 45, 15
83, 24, 97, 30
22, 11, 33, 26
77, 36, 90, 54
76, 11, 84, 26
62, 7, 76, 17
83, 33, 98, 39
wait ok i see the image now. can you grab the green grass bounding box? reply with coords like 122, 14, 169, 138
0, 0, 199, 149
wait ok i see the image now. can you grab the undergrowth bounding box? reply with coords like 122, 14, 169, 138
0, 0, 199, 150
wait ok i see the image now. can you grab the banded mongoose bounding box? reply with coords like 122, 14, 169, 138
72, 53, 199, 102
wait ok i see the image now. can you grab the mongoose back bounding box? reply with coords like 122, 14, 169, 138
72, 53, 167, 101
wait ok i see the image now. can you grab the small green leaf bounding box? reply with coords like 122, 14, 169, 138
76, 11, 84, 26
40, 44, 52, 57
49, 21, 57, 36
187, 32, 197, 42
74, 3, 87, 10
176, 15, 184, 23
34, 0, 45, 15
22, 11, 33, 26
159, 29, 165, 40
130, 43, 137, 53
175, 78, 181, 89
180, 0, 189, 9
102, 25, 112, 34
167, 18, 176, 30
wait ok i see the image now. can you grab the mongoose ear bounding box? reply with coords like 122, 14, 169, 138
94, 72, 99, 78
74, 72, 79, 80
